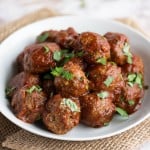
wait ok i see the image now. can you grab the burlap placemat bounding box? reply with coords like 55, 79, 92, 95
0, 8, 150, 150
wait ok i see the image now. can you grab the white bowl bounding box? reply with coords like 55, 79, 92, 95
0, 16, 150, 141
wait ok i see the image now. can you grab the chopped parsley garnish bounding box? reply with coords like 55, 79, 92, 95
5, 87, 15, 96
128, 100, 135, 106
43, 46, 50, 53
53, 51, 62, 61
127, 73, 143, 89
51, 67, 73, 80
26, 85, 42, 94
104, 76, 113, 87
116, 107, 128, 118
122, 42, 132, 64
104, 122, 109, 126
61, 98, 80, 112
97, 91, 109, 99
96, 57, 107, 65
37, 32, 49, 43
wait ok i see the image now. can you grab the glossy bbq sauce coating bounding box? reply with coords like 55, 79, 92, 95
6, 28, 145, 134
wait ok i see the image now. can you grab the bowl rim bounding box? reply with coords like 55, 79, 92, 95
0, 16, 150, 141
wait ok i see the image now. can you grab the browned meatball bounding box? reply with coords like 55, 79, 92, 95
80, 93, 115, 127
23, 42, 60, 73
42, 94, 80, 134
76, 32, 110, 64
68, 57, 87, 71
122, 54, 144, 76
114, 82, 144, 114
17, 51, 25, 72
37, 27, 78, 49
55, 27, 78, 49
54, 60, 89, 98
104, 32, 131, 65
6, 71, 40, 98
36, 30, 58, 43
88, 62, 124, 95
11, 85, 47, 123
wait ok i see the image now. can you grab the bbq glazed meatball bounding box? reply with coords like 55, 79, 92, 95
76, 32, 110, 64
80, 93, 115, 127
122, 54, 144, 76
6, 71, 40, 99
17, 51, 25, 72
88, 62, 124, 95
37, 27, 78, 49
54, 60, 89, 98
42, 94, 80, 134
11, 85, 47, 123
114, 82, 144, 114
23, 42, 60, 73
104, 32, 131, 65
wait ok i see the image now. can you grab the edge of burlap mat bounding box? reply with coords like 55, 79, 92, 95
0, 8, 150, 150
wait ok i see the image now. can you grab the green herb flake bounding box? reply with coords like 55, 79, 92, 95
116, 107, 129, 118
122, 42, 132, 64
43, 46, 50, 53
51, 67, 64, 76
5, 87, 15, 96
104, 122, 109, 126
104, 76, 113, 87
135, 73, 143, 88
127, 73, 143, 89
37, 32, 49, 43
128, 100, 135, 106
96, 57, 107, 65
97, 91, 109, 99
61, 98, 80, 112
62, 70, 73, 80
128, 74, 136, 82
51, 67, 73, 80
26, 85, 42, 94
53, 51, 62, 61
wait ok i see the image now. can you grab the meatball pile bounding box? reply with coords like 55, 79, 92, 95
6, 27, 145, 134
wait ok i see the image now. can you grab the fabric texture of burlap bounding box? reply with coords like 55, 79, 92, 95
0, 8, 150, 150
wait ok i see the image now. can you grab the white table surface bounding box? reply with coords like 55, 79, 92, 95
0, 0, 149, 149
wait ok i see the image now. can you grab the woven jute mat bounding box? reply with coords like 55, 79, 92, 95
0, 8, 150, 150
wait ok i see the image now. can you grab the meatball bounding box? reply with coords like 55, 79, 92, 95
68, 57, 87, 71
23, 42, 60, 73
17, 51, 25, 72
37, 27, 78, 49
42, 94, 80, 134
88, 62, 124, 95
6, 71, 40, 98
114, 83, 144, 114
76, 32, 110, 64
11, 85, 47, 123
80, 93, 115, 127
55, 27, 78, 49
37, 30, 58, 43
122, 54, 144, 76
104, 32, 131, 65
54, 60, 89, 98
